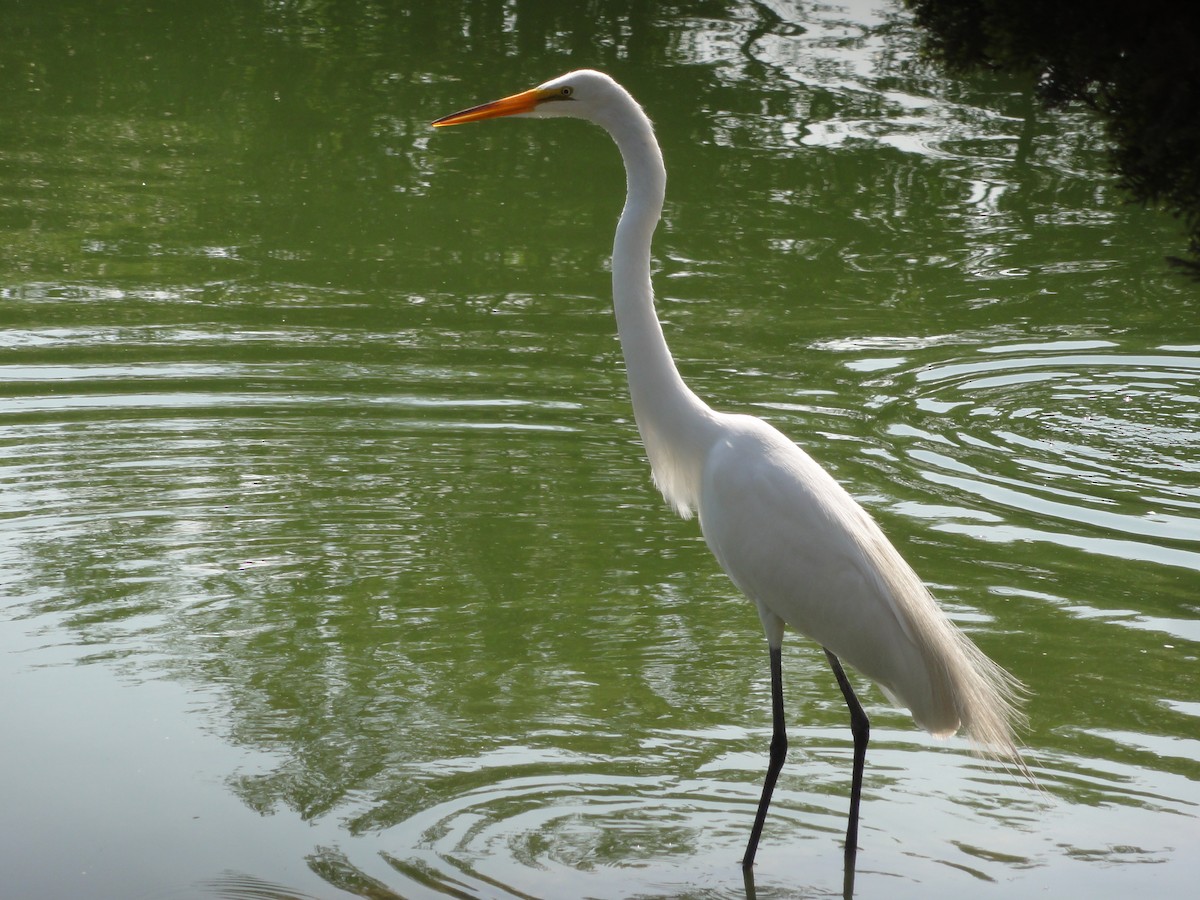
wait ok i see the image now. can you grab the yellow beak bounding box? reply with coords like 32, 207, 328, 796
432, 87, 552, 127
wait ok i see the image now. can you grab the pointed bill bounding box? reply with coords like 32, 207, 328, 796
432, 87, 553, 127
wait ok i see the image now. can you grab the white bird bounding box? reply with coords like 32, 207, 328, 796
433, 70, 1031, 873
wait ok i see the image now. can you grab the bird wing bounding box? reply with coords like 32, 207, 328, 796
697, 415, 945, 723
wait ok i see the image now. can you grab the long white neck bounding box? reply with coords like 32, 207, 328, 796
595, 95, 716, 518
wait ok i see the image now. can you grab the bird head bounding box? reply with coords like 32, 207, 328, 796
432, 69, 625, 128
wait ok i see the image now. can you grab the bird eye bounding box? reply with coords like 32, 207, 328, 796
560, 87, 573, 97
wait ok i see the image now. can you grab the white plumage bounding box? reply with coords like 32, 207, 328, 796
434, 69, 1031, 872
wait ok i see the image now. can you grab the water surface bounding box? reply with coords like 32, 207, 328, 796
2, 2, 1197, 898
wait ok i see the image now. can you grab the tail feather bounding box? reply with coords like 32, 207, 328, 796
942, 623, 1036, 785
864, 531, 1035, 785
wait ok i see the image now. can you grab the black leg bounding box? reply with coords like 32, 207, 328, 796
742, 644, 787, 870
741, 863, 758, 900
824, 648, 868, 899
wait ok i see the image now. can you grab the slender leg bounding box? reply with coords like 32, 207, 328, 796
742, 644, 787, 870
742, 864, 758, 900
824, 648, 868, 899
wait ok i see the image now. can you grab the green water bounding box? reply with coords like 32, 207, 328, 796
2, 2, 1197, 898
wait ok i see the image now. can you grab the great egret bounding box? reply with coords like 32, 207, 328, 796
433, 70, 1031, 872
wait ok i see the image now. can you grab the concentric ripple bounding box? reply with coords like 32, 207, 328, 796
384, 757, 811, 898
364, 731, 1067, 900
871, 339, 1200, 572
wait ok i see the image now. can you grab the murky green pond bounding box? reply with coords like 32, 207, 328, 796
3, 2, 1197, 898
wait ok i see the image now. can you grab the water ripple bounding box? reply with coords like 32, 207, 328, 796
870, 340, 1200, 572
